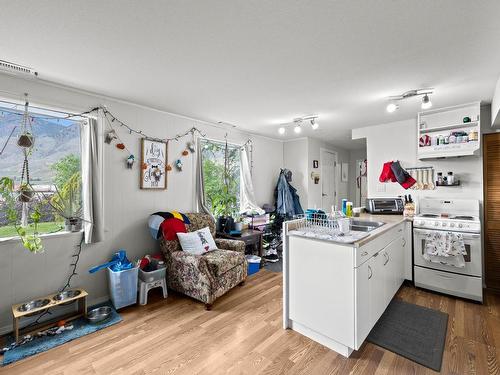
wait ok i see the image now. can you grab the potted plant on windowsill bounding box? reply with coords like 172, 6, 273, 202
46, 173, 84, 233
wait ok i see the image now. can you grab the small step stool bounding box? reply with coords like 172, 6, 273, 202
139, 278, 167, 305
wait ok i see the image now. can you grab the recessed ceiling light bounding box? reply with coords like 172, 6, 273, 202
294, 124, 302, 133
311, 119, 319, 130
386, 103, 398, 113
421, 94, 432, 109
278, 126, 285, 135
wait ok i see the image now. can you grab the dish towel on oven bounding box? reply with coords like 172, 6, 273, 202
423, 231, 467, 268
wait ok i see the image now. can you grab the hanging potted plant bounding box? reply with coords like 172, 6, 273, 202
17, 132, 34, 149
0, 177, 44, 253
18, 183, 35, 202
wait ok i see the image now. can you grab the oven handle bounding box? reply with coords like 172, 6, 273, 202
413, 228, 481, 239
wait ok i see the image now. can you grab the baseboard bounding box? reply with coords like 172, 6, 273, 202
0, 295, 110, 336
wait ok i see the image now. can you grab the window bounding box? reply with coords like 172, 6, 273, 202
0, 104, 83, 239
201, 139, 240, 217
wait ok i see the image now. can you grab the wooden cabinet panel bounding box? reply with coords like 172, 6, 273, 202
484, 133, 500, 291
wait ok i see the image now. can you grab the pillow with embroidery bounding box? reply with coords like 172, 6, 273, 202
177, 227, 217, 255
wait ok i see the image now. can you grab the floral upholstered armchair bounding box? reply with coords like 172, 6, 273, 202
159, 213, 247, 310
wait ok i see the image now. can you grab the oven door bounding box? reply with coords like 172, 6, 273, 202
413, 228, 482, 277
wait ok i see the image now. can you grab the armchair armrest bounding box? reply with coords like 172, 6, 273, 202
169, 251, 216, 287
215, 238, 245, 254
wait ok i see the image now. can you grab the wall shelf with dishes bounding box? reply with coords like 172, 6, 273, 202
417, 102, 480, 160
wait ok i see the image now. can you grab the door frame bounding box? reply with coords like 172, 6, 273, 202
320, 148, 338, 211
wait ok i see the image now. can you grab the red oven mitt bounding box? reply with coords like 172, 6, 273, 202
379, 161, 397, 182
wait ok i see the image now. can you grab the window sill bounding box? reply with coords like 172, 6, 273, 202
0, 230, 84, 245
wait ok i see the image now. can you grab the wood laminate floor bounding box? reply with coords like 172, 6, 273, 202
1, 270, 500, 375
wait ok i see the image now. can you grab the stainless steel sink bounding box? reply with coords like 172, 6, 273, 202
350, 220, 385, 232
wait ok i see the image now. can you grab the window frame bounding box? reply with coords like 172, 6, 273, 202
199, 137, 242, 217
0, 97, 90, 241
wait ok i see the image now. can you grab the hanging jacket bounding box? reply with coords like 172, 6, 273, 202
275, 169, 304, 217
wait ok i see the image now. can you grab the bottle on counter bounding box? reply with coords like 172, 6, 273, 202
346, 202, 353, 217
447, 172, 454, 185
437, 172, 443, 185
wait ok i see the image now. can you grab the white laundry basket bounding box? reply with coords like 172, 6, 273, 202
107, 266, 139, 309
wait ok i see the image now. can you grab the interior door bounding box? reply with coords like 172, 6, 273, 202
321, 150, 336, 211
484, 133, 500, 291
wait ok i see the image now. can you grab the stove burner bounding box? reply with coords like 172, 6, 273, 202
419, 214, 439, 218
452, 216, 475, 221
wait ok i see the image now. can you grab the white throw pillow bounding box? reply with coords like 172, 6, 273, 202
177, 227, 217, 255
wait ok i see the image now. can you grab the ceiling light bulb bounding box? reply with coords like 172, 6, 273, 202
294, 124, 301, 134
386, 103, 398, 113
421, 94, 432, 109
278, 126, 286, 135
311, 119, 319, 130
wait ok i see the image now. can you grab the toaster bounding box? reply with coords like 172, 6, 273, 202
365, 198, 404, 214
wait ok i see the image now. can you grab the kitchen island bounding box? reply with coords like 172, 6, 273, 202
282, 214, 411, 357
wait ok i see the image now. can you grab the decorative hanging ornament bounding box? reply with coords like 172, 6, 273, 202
187, 141, 196, 153
182, 150, 189, 156
126, 155, 135, 169
105, 129, 117, 144
166, 164, 172, 171
175, 159, 183, 171
116, 143, 125, 150
141, 162, 148, 170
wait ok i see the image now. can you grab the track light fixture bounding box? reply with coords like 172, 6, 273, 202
421, 94, 432, 109
277, 115, 319, 134
386, 88, 433, 113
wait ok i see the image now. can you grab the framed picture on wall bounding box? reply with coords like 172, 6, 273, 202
140, 138, 167, 189
341, 163, 349, 182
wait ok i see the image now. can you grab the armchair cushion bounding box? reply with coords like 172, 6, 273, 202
203, 249, 246, 277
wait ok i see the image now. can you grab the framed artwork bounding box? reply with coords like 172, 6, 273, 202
341, 163, 349, 182
140, 138, 167, 189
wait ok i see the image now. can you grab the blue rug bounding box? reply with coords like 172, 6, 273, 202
2, 302, 122, 366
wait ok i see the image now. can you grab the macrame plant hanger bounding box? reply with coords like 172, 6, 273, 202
18, 95, 34, 227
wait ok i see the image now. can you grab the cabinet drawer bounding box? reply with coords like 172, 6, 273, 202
414, 266, 482, 302
355, 223, 404, 267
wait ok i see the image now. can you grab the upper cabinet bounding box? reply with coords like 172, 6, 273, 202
417, 102, 481, 160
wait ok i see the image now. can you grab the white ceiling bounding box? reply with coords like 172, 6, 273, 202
1, 1, 500, 149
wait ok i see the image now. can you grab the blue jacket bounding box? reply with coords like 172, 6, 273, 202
275, 169, 303, 217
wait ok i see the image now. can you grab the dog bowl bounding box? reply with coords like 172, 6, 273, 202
87, 306, 112, 324
17, 299, 51, 316
53, 289, 82, 305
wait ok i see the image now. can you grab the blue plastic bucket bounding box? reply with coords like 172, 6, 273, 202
246, 255, 261, 276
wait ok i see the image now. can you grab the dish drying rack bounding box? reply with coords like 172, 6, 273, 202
293, 213, 341, 236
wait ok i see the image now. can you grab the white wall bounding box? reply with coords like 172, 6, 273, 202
283, 138, 308, 208
492, 75, 500, 127
0, 74, 283, 332
352, 106, 491, 207
282, 137, 351, 212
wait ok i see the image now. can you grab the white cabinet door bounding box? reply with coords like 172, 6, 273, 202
369, 251, 387, 326
384, 235, 404, 299
355, 260, 371, 349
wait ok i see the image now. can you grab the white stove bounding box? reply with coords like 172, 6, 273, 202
413, 198, 483, 302
413, 213, 481, 233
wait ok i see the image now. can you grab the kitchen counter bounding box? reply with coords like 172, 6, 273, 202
282, 213, 412, 357
353, 213, 412, 247
287, 213, 411, 247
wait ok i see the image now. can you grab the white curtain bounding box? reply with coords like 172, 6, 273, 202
240, 144, 264, 215
81, 113, 104, 244
195, 139, 212, 216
